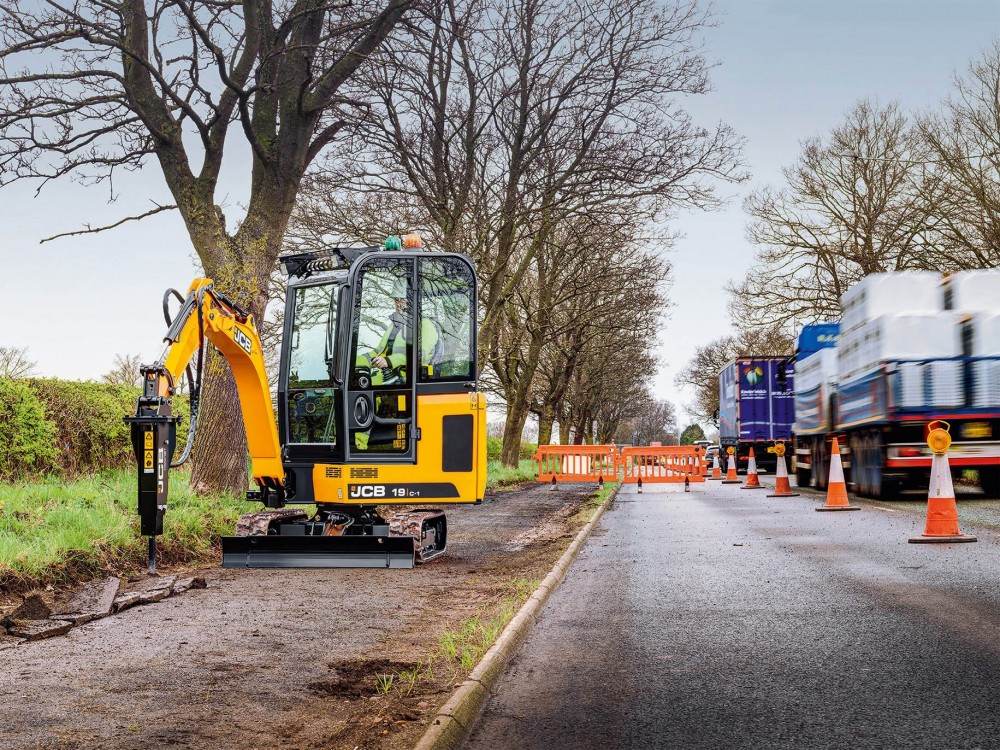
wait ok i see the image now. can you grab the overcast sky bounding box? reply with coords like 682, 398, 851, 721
1, 0, 998, 431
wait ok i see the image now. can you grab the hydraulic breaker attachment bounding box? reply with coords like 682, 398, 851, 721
125, 366, 179, 539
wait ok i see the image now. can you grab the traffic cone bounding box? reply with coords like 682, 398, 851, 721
742, 448, 764, 489
816, 438, 859, 511
721, 451, 741, 484
708, 454, 723, 480
909, 424, 976, 543
767, 453, 799, 497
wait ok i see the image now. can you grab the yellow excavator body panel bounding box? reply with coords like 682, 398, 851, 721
311, 392, 488, 504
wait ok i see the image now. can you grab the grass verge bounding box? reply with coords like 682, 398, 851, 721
0, 470, 255, 592
485, 459, 535, 489
1, 459, 541, 593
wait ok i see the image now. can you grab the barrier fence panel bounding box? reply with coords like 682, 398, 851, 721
533, 445, 619, 484
619, 446, 706, 484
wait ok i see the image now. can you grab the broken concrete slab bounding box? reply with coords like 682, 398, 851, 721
8, 619, 73, 641
113, 575, 178, 608
50, 577, 120, 625
0, 633, 22, 651
2, 594, 52, 625
173, 577, 207, 594
136, 575, 176, 594
135, 575, 176, 604
113, 592, 144, 613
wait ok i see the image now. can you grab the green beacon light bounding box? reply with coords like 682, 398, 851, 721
384, 235, 402, 251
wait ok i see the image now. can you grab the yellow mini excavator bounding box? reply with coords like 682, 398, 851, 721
126, 234, 486, 569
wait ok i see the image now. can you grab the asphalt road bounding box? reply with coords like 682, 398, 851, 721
464, 478, 1000, 750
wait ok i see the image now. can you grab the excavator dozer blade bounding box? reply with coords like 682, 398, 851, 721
220, 534, 415, 569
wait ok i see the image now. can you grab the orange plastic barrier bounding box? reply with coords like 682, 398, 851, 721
619, 446, 705, 484
533, 445, 619, 484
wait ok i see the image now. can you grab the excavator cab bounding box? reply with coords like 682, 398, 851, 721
276, 239, 484, 508
128, 235, 486, 570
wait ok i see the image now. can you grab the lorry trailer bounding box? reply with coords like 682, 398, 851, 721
719, 357, 795, 473
793, 271, 1000, 499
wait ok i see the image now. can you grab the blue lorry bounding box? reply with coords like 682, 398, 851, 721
718, 356, 795, 473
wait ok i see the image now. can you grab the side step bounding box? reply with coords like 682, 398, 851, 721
221, 534, 415, 569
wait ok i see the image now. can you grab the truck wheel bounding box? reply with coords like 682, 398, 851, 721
814, 438, 829, 491
848, 434, 865, 496
980, 468, 1000, 498
796, 465, 811, 488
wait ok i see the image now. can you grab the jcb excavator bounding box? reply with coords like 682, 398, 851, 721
126, 234, 486, 569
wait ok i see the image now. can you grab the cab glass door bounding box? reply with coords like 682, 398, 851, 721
348, 259, 416, 458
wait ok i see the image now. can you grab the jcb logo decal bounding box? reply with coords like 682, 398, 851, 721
348, 485, 386, 499
234, 328, 253, 354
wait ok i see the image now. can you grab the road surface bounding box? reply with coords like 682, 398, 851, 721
465, 479, 1000, 750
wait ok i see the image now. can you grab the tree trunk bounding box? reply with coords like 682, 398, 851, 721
500, 407, 529, 467
187, 212, 284, 496
537, 410, 554, 446
558, 419, 570, 445
189, 349, 249, 495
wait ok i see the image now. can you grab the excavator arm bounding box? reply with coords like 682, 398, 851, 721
126, 279, 284, 570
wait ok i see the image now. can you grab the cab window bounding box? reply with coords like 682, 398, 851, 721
350, 260, 414, 454
286, 283, 338, 445
418, 257, 475, 381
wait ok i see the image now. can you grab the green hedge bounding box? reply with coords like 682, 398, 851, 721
0, 378, 190, 479
486, 437, 538, 461
0, 380, 59, 481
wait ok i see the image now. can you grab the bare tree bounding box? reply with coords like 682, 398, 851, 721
675, 328, 794, 424
613, 396, 677, 447
918, 40, 1000, 268
288, 0, 745, 464
730, 100, 933, 330
0, 346, 37, 379
0, 0, 415, 493
102, 353, 143, 388
530, 228, 671, 445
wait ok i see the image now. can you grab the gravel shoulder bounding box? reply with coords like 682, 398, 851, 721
0, 482, 599, 750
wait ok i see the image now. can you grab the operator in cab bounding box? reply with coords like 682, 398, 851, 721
354, 275, 441, 450
367, 277, 439, 385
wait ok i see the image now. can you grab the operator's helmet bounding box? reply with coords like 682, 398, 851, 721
392, 277, 409, 299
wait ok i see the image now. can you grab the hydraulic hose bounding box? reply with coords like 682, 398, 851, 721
163, 287, 205, 468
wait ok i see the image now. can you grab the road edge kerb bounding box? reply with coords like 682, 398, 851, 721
413, 483, 621, 750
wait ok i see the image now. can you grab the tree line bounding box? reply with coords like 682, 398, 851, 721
679, 40, 1000, 426
283, 0, 744, 464
0, 0, 743, 483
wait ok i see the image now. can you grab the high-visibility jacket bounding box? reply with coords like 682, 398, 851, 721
357, 312, 440, 379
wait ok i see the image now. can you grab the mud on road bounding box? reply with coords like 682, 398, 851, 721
0, 483, 600, 750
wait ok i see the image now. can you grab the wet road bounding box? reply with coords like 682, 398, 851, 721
464, 479, 1000, 750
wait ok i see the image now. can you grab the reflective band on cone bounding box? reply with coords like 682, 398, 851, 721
708, 454, 723, 480
909, 451, 976, 543
721, 453, 740, 484
816, 437, 860, 511
768, 454, 800, 497
742, 448, 764, 489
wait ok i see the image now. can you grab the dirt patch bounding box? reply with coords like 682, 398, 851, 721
2, 593, 51, 622
311, 659, 419, 698
0, 482, 601, 750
